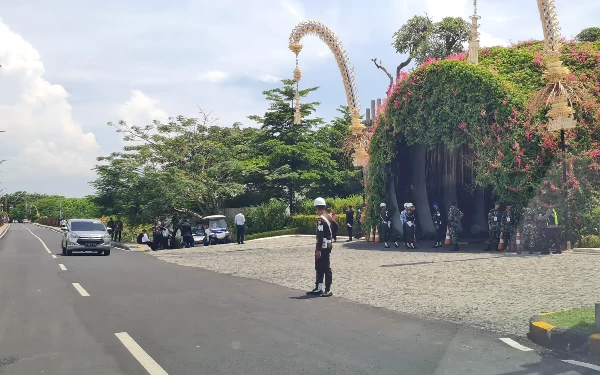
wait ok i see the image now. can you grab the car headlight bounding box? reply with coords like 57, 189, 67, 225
68, 233, 79, 243
103, 235, 112, 243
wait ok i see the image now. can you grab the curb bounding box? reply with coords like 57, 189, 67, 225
33, 223, 62, 233
0, 223, 11, 239
529, 314, 597, 355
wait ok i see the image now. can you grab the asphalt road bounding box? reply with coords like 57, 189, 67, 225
0, 224, 597, 375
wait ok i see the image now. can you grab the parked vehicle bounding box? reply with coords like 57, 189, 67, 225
191, 226, 205, 245
61, 219, 112, 256
202, 215, 231, 245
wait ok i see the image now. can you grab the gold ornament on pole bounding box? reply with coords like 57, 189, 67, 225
288, 21, 367, 165
290, 42, 303, 125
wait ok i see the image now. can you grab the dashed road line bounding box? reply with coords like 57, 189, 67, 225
499, 338, 533, 351
562, 359, 600, 371
72, 283, 90, 296
24, 226, 52, 253
59, 264, 67, 271
51, 255, 57, 259
115, 332, 169, 375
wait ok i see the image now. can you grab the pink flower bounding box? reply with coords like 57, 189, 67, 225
497, 150, 504, 158
459, 121, 467, 130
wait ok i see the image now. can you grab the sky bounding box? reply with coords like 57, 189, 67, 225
0, 0, 597, 197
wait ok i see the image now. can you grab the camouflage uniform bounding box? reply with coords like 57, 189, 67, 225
447, 204, 463, 250
522, 206, 537, 253
501, 208, 515, 252
486, 206, 503, 251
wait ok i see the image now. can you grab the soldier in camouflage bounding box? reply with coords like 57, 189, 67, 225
522, 201, 537, 254
501, 203, 515, 252
485, 201, 503, 251
447, 201, 463, 251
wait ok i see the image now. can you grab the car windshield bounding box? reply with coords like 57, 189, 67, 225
209, 219, 227, 229
71, 221, 106, 232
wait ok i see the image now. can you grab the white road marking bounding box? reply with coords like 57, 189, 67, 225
24, 226, 52, 253
562, 359, 600, 371
115, 332, 169, 375
499, 338, 533, 351
51, 255, 57, 259
59, 264, 67, 271
72, 283, 90, 297
0, 224, 10, 239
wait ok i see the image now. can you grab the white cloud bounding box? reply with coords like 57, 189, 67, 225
118, 90, 168, 126
255, 74, 282, 83
197, 70, 229, 83
0, 17, 100, 194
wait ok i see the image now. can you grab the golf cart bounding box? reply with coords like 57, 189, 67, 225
202, 215, 231, 245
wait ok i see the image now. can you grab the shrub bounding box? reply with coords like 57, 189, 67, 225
577, 234, 600, 248
245, 199, 288, 234
296, 195, 363, 215
245, 227, 302, 241
291, 214, 346, 229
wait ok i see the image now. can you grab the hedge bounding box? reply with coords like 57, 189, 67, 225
245, 227, 303, 241
291, 214, 347, 228
296, 195, 363, 215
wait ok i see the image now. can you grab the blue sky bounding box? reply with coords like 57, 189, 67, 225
0, 0, 597, 197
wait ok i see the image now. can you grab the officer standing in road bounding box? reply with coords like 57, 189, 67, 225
379, 203, 392, 249
180, 220, 194, 248
485, 201, 502, 251
447, 201, 463, 251
501, 203, 515, 253
307, 197, 334, 297
431, 202, 444, 248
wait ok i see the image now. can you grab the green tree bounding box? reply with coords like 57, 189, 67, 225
392, 15, 433, 75
92, 113, 250, 226
248, 80, 356, 213
575, 27, 600, 42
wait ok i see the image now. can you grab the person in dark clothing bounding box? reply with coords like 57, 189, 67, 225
405, 204, 417, 249
180, 220, 194, 248
345, 205, 354, 241
107, 217, 115, 239
114, 218, 123, 242
152, 223, 163, 250
307, 197, 333, 297
432, 202, 444, 248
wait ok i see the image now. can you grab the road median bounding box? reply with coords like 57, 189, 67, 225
529, 309, 600, 359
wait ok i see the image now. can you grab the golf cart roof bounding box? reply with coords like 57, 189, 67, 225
204, 215, 226, 220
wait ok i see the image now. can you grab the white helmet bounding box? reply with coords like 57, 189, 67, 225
407, 203, 414, 208
314, 197, 326, 207
380, 202, 386, 207
403, 203, 408, 208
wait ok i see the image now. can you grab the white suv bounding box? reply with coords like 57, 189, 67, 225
61, 219, 112, 256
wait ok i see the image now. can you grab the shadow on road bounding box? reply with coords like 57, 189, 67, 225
57, 253, 104, 257
288, 294, 323, 300
497, 354, 598, 375
381, 256, 504, 268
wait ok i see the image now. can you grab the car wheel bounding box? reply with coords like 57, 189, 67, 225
104, 250, 111, 256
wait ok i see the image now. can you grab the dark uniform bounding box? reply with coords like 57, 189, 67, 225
501, 207, 515, 252
379, 207, 391, 248
180, 222, 194, 248
539, 206, 560, 254
114, 219, 123, 242
310, 214, 333, 296
486, 205, 502, 251
432, 204, 444, 247
346, 207, 354, 241
405, 209, 417, 249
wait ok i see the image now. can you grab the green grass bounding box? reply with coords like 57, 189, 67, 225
540, 307, 599, 334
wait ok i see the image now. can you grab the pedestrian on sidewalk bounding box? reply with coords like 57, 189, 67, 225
538, 202, 560, 254
306, 197, 333, 297
235, 210, 245, 244
432, 202, 444, 248
400, 203, 408, 248
180, 220, 194, 248
152, 222, 163, 250
107, 217, 115, 238
379, 203, 392, 249
485, 201, 502, 251
405, 203, 417, 249
447, 201, 463, 251
501, 203, 515, 252
345, 205, 354, 241
137, 229, 154, 250
114, 218, 123, 242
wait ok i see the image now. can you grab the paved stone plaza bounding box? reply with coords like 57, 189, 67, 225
150, 236, 600, 335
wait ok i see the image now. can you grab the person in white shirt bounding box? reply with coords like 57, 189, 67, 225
234, 210, 245, 244
140, 229, 154, 250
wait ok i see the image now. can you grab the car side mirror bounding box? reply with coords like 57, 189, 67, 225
61, 226, 68, 231
106, 227, 113, 233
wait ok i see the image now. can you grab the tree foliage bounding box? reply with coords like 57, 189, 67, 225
91, 79, 360, 224
4, 191, 101, 221
576, 27, 600, 42
392, 15, 470, 69
367, 40, 600, 239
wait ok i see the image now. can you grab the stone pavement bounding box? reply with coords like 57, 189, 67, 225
149, 236, 600, 336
